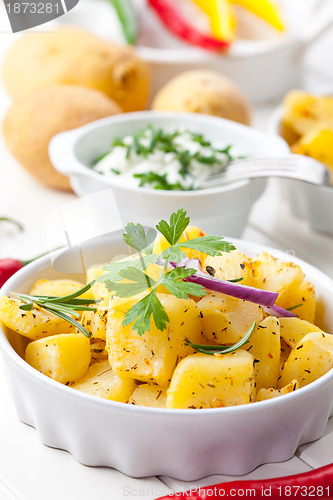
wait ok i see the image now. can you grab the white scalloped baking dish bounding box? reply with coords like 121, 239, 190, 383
0, 236, 333, 480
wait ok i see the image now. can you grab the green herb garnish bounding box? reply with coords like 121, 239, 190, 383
112, 137, 126, 148
12, 282, 97, 337
186, 322, 256, 355
98, 209, 235, 336
286, 303, 304, 311
133, 172, 186, 190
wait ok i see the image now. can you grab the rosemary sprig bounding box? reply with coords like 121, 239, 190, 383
286, 303, 303, 311
10, 281, 98, 337
186, 322, 256, 355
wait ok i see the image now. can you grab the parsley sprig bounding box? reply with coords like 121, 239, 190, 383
98, 209, 235, 336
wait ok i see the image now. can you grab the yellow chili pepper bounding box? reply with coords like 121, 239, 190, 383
229, 0, 284, 31
192, 0, 236, 43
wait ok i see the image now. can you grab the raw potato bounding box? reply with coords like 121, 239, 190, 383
2, 27, 150, 112
107, 294, 201, 385
0, 295, 76, 340
151, 70, 251, 125
25, 333, 91, 384
3, 85, 121, 191
129, 383, 167, 408
197, 292, 264, 344
72, 360, 136, 402
244, 316, 280, 391
256, 380, 299, 402
279, 332, 333, 388
166, 350, 255, 409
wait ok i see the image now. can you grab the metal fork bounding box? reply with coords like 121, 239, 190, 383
201, 154, 332, 189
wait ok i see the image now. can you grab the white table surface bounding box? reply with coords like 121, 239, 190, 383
1, 4, 333, 499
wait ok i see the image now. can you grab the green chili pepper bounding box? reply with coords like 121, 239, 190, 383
107, 0, 138, 45
0, 217, 23, 231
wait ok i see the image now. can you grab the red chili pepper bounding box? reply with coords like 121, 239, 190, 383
147, 0, 230, 52
0, 259, 24, 288
156, 463, 333, 499
0, 248, 60, 288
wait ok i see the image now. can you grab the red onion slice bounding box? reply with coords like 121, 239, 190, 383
162, 257, 295, 316
184, 270, 278, 307
264, 304, 296, 318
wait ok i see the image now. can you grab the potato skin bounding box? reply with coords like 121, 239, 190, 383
2, 27, 150, 112
151, 70, 251, 125
2, 84, 121, 191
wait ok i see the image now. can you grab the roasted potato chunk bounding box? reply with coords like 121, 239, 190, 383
198, 292, 264, 345
279, 317, 324, 349
72, 360, 136, 402
81, 307, 108, 341
90, 338, 108, 364
167, 350, 255, 409
203, 251, 253, 285
25, 333, 91, 384
279, 332, 333, 388
250, 252, 304, 306
0, 296, 76, 340
107, 294, 201, 385
244, 316, 281, 391
256, 380, 299, 402
281, 90, 333, 141
277, 280, 316, 323
292, 127, 333, 176
129, 383, 167, 408
29, 279, 93, 299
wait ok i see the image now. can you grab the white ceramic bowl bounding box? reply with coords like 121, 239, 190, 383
49, 111, 288, 237
269, 106, 333, 235
1, 235, 333, 480
134, 0, 333, 103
